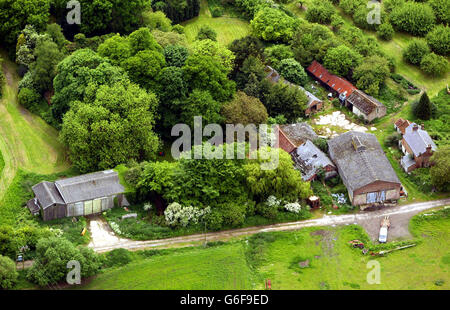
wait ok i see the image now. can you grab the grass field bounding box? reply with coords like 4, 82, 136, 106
80, 243, 256, 290
0, 50, 70, 203
77, 208, 449, 290
182, 0, 251, 46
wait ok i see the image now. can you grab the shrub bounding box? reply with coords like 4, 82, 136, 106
18, 87, 42, 111
171, 24, 185, 34
385, 132, 402, 147
403, 39, 431, 65
104, 248, 133, 268
412, 92, 432, 120
278, 58, 308, 86
196, 25, 217, 41
306, 0, 334, 24
211, 7, 223, 18
27, 237, 102, 286
390, 2, 436, 36
313, 138, 329, 153
377, 23, 394, 41
0, 255, 18, 289
164, 203, 210, 227
420, 53, 449, 77
426, 25, 450, 56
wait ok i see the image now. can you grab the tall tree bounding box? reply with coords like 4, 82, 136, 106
414, 92, 432, 120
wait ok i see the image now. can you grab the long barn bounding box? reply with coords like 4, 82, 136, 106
27, 170, 126, 221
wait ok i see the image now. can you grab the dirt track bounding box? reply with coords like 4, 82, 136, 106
89, 198, 450, 253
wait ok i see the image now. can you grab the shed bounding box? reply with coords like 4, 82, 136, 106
277, 123, 319, 154
345, 90, 386, 122
29, 170, 125, 221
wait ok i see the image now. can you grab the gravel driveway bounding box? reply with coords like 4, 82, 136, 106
88, 198, 450, 253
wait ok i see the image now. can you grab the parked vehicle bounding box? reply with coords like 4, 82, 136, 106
379, 216, 390, 243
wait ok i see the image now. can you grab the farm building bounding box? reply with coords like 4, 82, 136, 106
400, 123, 437, 173
306, 60, 356, 102
291, 140, 337, 181
277, 123, 319, 154
328, 131, 401, 207
27, 170, 126, 221
265, 66, 323, 115
345, 90, 386, 122
307, 61, 386, 122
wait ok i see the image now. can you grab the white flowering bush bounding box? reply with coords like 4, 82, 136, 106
109, 221, 122, 235
266, 195, 282, 208
284, 202, 302, 213
164, 202, 211, 227
48, 228, 63, 238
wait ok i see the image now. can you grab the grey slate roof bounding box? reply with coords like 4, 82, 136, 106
265, 65, 322, 107
328, 131, 400, 192
401, 154, 416, 171
403, 123, 437, 157
279, 122, 319, 147
292, 140, 335, 180
32, 181, 65, 209
54, 170, 124, 204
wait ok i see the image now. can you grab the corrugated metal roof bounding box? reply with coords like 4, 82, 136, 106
307, 61, 356, 96
54, 170, 125, 204
403, 123, 437, 157
32, 181, 65, 209
328, 131, 400, 192
292, 140, 335, 181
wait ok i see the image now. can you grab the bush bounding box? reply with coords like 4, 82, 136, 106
313, 138, 329, 153
18, 87, 42, 111
104, 248, 133, 268
420, 53, 449, 77
211, 7, 223, 18
278, 58, 308, 86
306, 0, 334, 24
196, 25, 217, 41
171, 24, 185, 34
377, 23, 394, 41
403, 39, 430, 65
0, 255, 18, 289
385, 132, 401, 147
27, 237, 102, 287
390, 2, 436, 36
426, 25, 450, 56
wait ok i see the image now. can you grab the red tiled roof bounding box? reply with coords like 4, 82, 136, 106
307, 61, 356, 96
395, 118, 411, 134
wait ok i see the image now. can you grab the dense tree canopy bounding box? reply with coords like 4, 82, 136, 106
0, 0, 50, 47
420, 53, 449, 77
324, 45, 362, 78
60, 81, 160, 172
353, 55, 390, 96
251, 7, 300, 43
278, 58, 308, 86
403, 39, 430, 65
306, 0, 334, 25
244, 147, 312, 202
221, 91, 268, 125
52, 49, 129, 122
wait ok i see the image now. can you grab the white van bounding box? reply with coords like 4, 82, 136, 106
379, 226, 388, 243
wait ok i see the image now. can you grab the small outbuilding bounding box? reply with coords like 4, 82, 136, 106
29, 170, 126, 221
277, 123, 319, 154
345, 90, 386, 122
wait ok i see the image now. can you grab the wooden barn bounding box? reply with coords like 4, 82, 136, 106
328, 131, 401, 207
28, 170, 126, 221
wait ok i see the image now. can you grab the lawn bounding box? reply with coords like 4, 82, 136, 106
182, 0, 251, 46
75, 208, 449, 290
256, 208, 449, 290
79, 243, 256, 290
0, 49, 70, 202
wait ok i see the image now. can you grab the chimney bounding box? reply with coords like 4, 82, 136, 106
426, 144, 432, 153
413, 124, 419, 131
421, 124, 425, 130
